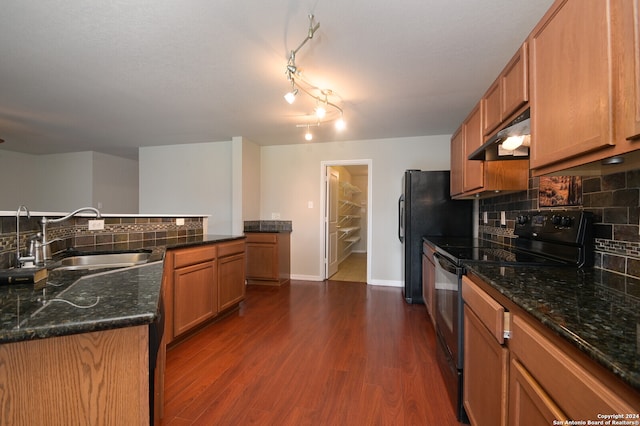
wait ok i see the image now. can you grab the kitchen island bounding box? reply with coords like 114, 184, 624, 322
0, 234, 244, 425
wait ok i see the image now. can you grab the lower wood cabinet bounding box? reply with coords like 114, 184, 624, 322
509, 357, 567, 425
462, 276, 509, 426
509, 314, 639, 422
217, 240, 246, 312
245, 232, 291, 286
173, 258, 217, 338
164, 239, 246, 344
0, 326, 150, 425
463, 273, 640, 426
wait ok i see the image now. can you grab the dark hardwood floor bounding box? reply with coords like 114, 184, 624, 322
161, 280, 462, 425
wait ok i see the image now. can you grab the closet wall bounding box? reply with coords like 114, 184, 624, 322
335, 165, 368, 263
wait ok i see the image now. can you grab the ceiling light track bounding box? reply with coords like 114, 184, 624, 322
284, 14, 345, 141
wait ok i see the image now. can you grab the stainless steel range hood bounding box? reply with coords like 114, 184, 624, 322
468, 109, 530, 161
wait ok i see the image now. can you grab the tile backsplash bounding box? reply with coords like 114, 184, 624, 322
0, 215, 204, 269
479, 169, 640, 279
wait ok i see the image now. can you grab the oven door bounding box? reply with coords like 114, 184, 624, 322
434, 252, 464, 369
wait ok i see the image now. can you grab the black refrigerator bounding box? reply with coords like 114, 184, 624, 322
398, 170, 473, 304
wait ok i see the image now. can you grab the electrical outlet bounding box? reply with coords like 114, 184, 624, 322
88, 219, 105, 231
271, 213, 281, 220
483, 212, 488, 224
500, 211, 506, 226
176, 218, 185, 226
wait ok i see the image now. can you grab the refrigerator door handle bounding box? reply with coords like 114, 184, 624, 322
398, 195, 404, 243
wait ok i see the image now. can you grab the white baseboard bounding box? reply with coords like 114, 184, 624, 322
367, 280, 403, 287
290, 274, 324, 281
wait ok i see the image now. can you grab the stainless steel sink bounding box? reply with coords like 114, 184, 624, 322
55, 252, 151, 271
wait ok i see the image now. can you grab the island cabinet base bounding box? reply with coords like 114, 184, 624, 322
0, 325, 149, 425
245, 232, 291, 286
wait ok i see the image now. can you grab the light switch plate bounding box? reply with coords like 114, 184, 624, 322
500, 211, 506, 226
483, 212, 488, 224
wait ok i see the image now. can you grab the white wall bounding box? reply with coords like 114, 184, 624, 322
139, 141, 233, 234
260, 135, 451, 285
0, 150, 40, 209
242, 138, 261, 221
92, 152, 139, 213
0, 150, 139, 212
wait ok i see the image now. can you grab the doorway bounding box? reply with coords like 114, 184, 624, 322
321, 160, 372, 283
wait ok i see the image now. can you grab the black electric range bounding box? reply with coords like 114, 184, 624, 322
431, 209, 594, 268
428, 210, 594, 423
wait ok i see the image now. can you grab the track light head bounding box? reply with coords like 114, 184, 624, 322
284, 88, 298, 104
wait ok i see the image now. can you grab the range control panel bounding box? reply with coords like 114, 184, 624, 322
514, 210, 593, 244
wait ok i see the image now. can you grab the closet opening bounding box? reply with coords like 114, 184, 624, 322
322, 160, 371, 284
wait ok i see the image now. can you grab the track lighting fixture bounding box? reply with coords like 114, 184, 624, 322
284, 14, 346, 141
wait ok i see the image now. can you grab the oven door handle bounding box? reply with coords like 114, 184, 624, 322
433, 252, 460, 275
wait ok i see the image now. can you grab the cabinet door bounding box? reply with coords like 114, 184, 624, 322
501, 43, 528, 120
509, 358, 567, 426
173, 260, 217, 337
482, 79, 502, 136
450, 127, 464, 196
463, 103, 484, 193
463, 305, 509, 426
529, 0, 615, 169
622, 0, 640, 140
245, 243, 278, 280
218, 253, 246, 312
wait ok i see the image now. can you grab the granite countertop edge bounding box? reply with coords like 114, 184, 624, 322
0, 235, 245, 345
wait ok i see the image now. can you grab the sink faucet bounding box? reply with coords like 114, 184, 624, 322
16, 205, 35, 268
41, 207, 102, 260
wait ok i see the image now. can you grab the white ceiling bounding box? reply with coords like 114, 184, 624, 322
0, 0, 554, 160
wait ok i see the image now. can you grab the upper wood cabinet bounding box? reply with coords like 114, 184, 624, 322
482, 43, 529, 136
529, 0, 640, 175
622, 0, 640, 141
450, 126, 464, 196
450, 103, 529, 199
463, 103, 485, 193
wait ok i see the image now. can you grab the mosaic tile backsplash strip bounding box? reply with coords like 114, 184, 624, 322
0, 216, 204, 269
479, 169, 640, 279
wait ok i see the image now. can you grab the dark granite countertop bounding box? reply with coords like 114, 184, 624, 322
0, 235, 244, 345
464, 263, 640, 392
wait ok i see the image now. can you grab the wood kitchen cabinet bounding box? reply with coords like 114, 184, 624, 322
509, 357, 567, 425
172, 245, 218, 338
217, 239, 246, 312
463, 102, 485, 193
509, 314, 638, 422
529, 0, 640, 175
164, 239, 247, 344
450, 116, 529, 199
462, 276, 509, 426
464, 272, 640, 424
245, 232, 291, 286
0, 326, 150, 425
162, 245, 218, 345
450, 126, 465, 196
482, 43, 528, 137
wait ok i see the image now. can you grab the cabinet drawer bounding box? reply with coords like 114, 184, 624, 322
510, 315, 637, 419
462, 276, 506, 344
245, 233, 277, 244
217, 240, 245, 257
173, 245, 217, 269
